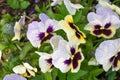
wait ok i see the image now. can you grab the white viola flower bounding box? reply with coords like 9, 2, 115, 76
52, 40, 84, 73
51, 0, 84, 15
35, 35, 63, 73
27, 13, 60, 48
98, 0, 120, 15
12, 15, 25, 41
13, 63, 37, 77
95, 38, 120, 71
59, 15, 86, 45
85, 7, 120, 38
3, 74, 27, 80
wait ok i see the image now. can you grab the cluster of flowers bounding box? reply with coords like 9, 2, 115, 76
2, 0, 120, 80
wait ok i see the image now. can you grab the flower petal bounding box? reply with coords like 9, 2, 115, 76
3, 74, 27, 80
50, 35, 63, 51
13, 65, 26, 74
39, 13, 49, 23
51, 0, 62, 6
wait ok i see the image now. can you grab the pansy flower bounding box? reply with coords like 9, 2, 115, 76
51, 0, 84, 15
13, 63, 37, 77
85, 7, 120, 38
52, 39, 84, 73
95, 38, 120, 71
27, 13, 59, 48
12, 14, 25, 41
36, 35, 63, 73
59, 15, 86, 45
3, 74, 27, 80
0, 51, 2, 61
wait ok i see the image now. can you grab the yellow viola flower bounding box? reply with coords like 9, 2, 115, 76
59, 15, 86, 45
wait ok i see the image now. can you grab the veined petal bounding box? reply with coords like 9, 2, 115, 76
50, 35, 63, 51
13, 65, 26, 74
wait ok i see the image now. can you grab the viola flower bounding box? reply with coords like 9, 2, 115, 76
3, 74, 27, 80
59, 15, 86, 45
13, 63, 37, 77
84, 7, 120, 38
95, 38, 120, 71
12, 15, 25, 41
36, 35, 63, 73
98, 0, 120, 15
51, 0, 84, 15
27, 13, 59, 48
52, 40, 84, 73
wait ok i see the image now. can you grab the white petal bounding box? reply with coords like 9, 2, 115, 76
63, 0, 76, 15
95, 39, 120, 65
23, 63, 34, 70
52, 56, 70, 73
51, 0, 62, 6
27, 69, 35, 76
13, 65, 26, 74
12, 22, 21, 41
50, 35, 63, 51
27, 22, 45, 48
39, 53, 52, 73
39, 13, 49, 23
102, 60, 112, 72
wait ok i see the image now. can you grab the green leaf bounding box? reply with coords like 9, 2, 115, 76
106, 71, 116, 80
19, 42, 34, 60
67, 70, 87, 80
35, 5, 41, 13
58, 71, 66, 80
20, 1, 30, 9
7, 0, 20, 9
44, 72, 52, 80
73, 10, 82, 23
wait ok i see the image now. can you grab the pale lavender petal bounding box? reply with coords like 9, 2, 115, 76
51, 0, 62, 6
3, 74, 27, 80
39, 13, 49, 23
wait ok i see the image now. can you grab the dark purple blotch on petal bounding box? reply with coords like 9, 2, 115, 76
109, 56, 115, 62
93, 30, 102, 35
102, 29, 112, 36
70, 47, 75, 55
94, 25, 101, 29
112, 52, 120, 68
64, 59, 71, 65
69, 23, 83, 39
46, 58, 52, 64
47, 26, 53, 33
104, 22, 111, 28
41, 34, 53, 44
72, 52, 82, 69
38, 32, 45, 40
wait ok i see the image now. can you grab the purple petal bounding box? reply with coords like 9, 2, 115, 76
39, 13, 49, 23
35, 0, 40, 3
3, 74, 27, 80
